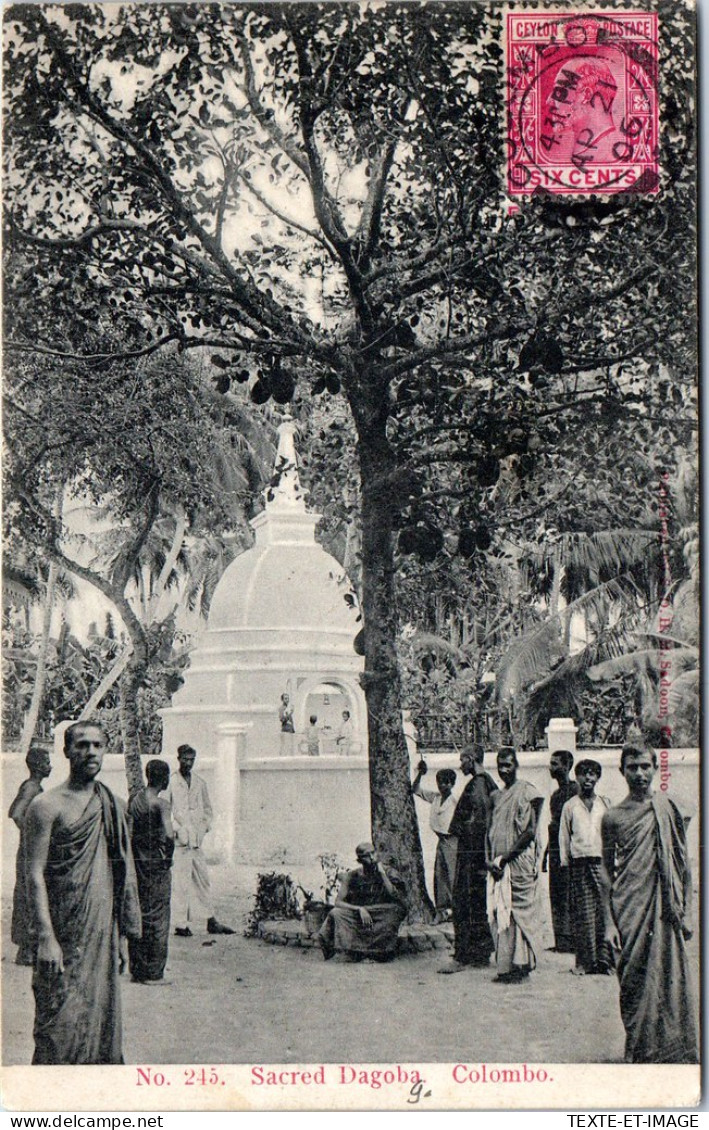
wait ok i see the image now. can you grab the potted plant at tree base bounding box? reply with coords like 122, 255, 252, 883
299, 853, 343, 936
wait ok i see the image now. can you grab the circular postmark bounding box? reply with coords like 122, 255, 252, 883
506, 11, 659, 196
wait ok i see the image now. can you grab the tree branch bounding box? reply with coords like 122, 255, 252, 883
109, 481, 161, 593
14, 487, 148, 651
234, 30, 310, 178
7, 213, 148, 251
147, 506, 187, 622
357, 141, 398, 268
282, 11, 374, 334
236, 169, 337, 258
5, 336, 180, 362
34, 9, 310, 348
383, 323, 526, 380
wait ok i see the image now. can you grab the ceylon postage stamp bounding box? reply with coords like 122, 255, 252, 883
506, 11, 660, 195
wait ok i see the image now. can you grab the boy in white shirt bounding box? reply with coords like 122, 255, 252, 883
411, 761, 458, 920
559, 759, 614, 975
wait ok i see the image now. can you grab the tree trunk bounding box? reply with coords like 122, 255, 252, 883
119, 653, 147, 795
355, 404, 432, 920
19, 557, 59, 756
109, 585, 151, 795
79, 646, 132, 719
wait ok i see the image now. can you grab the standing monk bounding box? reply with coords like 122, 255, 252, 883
486, 747, 544, 983
438, 745, 498, 973
9, 744, 52, 965
128, 759, 175, 984
24, 722, 141, 1064
601, 743, 698, 1063
166, 745, 233, 937
543, 749, 578, 953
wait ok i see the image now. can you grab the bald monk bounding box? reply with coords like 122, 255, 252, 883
317, 843, 407, 962
24, 722, 141, 1064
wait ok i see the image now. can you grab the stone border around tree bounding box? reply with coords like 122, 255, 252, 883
256, 918, 454, 954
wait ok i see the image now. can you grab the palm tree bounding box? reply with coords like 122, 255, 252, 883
492, 527, 664, 745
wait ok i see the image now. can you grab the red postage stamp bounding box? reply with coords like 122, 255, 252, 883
506, 10, 659, 196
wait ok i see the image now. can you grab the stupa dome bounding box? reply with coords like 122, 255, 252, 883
161, 416, 366, 761
209, 541, 359, 633
208, 421, 357, 636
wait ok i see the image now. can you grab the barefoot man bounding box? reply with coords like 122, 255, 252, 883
601, 743, 698, 1063
438, 745, 497, 973
24, 722, 141, 1064
486, 747, 544, 984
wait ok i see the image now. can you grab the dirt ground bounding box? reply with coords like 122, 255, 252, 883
9, 865, 695, 1069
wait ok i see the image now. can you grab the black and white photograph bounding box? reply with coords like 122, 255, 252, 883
1, 0, 700, 1112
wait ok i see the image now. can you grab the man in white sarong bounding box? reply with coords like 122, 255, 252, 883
486, 747, 544, 983
166, 745, 233, 938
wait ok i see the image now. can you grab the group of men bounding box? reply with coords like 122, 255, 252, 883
7, 724, 698, 1068
9, 724, 232, 1064
412, 744, 543, 982
407, 741, 698, 1063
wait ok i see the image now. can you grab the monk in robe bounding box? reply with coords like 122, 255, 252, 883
601, 743, 698, 1064
317, 843, 407, 961
25, 722, 141, 1065
542, 749, 578, 953
9, 744, 51, 965
486, 747, 544, 983
438, 745, 498, 973
128, 759, 175, 984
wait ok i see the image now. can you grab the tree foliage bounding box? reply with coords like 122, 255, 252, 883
4, 344, 261, 785
3, 1, 697, 911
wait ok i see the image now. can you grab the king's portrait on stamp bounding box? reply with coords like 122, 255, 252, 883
506, 11, 660, 194
1, 0, 699, 1114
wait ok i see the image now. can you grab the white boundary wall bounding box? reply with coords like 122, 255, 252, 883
2, 745, 699, 907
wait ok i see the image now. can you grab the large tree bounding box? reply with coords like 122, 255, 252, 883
3, 2, 696, 911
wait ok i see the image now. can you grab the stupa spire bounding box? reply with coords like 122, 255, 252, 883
266, 416, 305, 511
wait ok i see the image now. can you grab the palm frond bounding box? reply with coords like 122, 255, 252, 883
494, 576, 645, 705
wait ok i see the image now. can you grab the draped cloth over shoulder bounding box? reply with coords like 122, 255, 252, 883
609, 794, 698, 1064
447, 772, 497, 964
32, 782, 141, 1065
128, 788, 173, 982
487, 779, 542, 976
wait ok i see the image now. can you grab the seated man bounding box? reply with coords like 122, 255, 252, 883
317, 843, 407, 962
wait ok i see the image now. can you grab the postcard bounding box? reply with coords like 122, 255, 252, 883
1, 0, 699, 1113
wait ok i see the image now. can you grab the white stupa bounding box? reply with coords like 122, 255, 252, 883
160, 418, 366, 761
